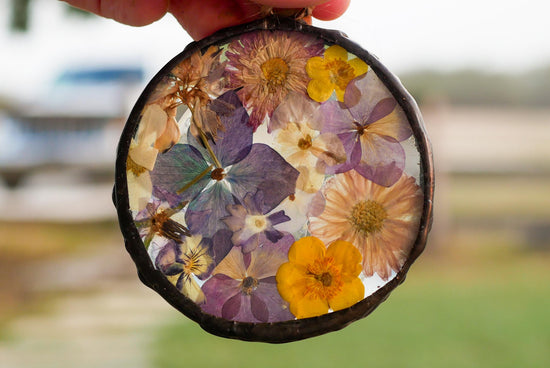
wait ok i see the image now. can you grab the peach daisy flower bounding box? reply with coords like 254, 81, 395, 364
309, 170, 423, 280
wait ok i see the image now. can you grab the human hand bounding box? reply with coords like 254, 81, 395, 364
61, 0, 350, 40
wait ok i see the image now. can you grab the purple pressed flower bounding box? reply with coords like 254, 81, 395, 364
222, 191, 290, 253
151, 91, 299, 240
200, 234, 295, 323
318, 70, 413, 187
155, 236, 215, 303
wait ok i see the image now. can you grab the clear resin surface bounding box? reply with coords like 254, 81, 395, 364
124, 28, 425, 324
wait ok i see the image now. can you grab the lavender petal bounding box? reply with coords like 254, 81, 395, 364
254, 279, 294, 322
250, 293, 269, 322
267, 210, 290, 226
221, 293, 242, 320
186, 182, 235, 238
200, 274, 240, 317
209, 91, 254, 166
227, 144, 299, 213
355, 134, 406, 187
211, 229, 234, 265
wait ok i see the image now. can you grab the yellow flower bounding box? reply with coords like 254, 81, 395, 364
276, 236, 364, 319
309, 171, 423, 280
306, 45, 369, 102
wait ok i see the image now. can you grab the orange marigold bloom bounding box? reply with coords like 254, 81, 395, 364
309, 170, 423, 280
276, 236, 364, 319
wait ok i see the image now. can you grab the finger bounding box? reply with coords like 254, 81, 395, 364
312, 0, 350, 20
169, 0, 263, 40
61, 0, 169, 26
251, 0, 327, 7
170, 0, 350, 40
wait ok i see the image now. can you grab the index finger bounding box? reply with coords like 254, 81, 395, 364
61, 0, 169, 26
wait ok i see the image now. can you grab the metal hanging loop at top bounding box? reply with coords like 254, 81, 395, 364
261, 6, 313, 22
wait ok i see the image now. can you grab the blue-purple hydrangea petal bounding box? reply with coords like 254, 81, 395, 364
151, 144, 211, 205
227, 144, 299, 213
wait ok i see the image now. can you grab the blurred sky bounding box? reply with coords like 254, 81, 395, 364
1, 0, 550, 100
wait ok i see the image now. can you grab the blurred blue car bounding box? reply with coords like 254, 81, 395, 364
0, 66, 145, 187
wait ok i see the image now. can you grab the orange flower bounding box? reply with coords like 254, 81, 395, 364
276, 236, 364, 319
309, 171, 423, 280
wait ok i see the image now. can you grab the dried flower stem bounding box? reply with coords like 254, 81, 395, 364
177, 164, 214, 195
198, 129, 223, 169
190, 106, 223, 169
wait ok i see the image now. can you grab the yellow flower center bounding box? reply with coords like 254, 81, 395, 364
126, 156, 147, 176
245, 215, 268, 232
305, 257, 343, 300
315, 272, 333, 287
349, 200, 387, 235
261, 57, 289, 91
241, 276, 259, 295
297, 134, 313, 150
181, 245, 210, 275
326, 59, 356, 91
183, 257, 197, 275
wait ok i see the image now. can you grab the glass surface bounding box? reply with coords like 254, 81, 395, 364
125, 29, 424, 324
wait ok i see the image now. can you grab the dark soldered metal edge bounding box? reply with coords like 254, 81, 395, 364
114, 15, 435, 344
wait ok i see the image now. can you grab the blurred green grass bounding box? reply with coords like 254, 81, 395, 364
152, 243, 550, 368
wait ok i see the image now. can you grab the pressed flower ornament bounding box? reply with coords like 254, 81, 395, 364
114, 11, 434, 343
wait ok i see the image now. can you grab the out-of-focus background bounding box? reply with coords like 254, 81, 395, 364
0, 0, 549, 367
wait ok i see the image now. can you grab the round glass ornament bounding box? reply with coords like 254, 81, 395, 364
113, 15, 434, 343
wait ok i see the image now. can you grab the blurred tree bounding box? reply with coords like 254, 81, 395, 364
10, 0, 31, 32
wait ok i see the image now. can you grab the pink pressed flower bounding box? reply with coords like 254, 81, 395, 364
225, 30, 323, 130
